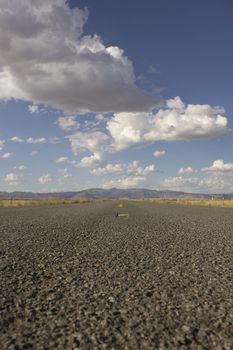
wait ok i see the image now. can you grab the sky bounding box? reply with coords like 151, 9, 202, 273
0, 0, 233, 193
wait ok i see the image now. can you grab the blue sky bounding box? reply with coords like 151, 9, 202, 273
0, 0, 233, 193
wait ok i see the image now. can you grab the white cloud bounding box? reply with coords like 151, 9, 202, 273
96, 161, 156, 189
30, 150, 38, 156
13, 165, 27, 170
27, 137, 46, 144
153, 150, 166, 158
103, 175, 149, 189
107, 112, 147, 151
92, 160, 156, 177
166, 96, 185, 110
0, 0, 158, 114
107, 97, 229, 151
78, 153, 103, 168
93, 163, 127, 176
57, 116, 79, 131
1, 152, 14, 159
28, 104, 39, 113
161, 175, 227, 192
56, 156, 70, 163
0, 140, 5, 150
4, 172, 20, 185
10, 136, 24, 143
38, 173, 53, 184
178, 166, 195, 174
68, 131, 111, 154
143, 164, 156, 175
58, 168, 72, 178
49, 137, 60, 144
91, 160, 156, 176
58, 168, 72, 184
202, 159, 233, 173
95, 114, 106, 121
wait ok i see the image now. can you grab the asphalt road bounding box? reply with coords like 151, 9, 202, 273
0, 201, 233, 349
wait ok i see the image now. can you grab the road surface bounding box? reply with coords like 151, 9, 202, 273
0, 201, 233, 349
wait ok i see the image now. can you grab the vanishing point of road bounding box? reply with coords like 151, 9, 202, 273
0, 201, 232, 349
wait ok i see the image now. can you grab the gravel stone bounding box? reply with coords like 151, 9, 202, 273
0, 201, 233, 349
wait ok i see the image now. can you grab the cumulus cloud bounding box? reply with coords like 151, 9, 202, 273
78, 153, 103, 168
107, 112, 148, 151
103, 176, 150, 189
27, 137, 46, 144
10, 136, 24, 143
1, 152, 14, 159
49, 137, 61, 144
161, 175, 228, 192
57, 116, 79, 131
0, 0, 158, 114
92, 163, 129, 176
56, 156, 70, 163
166, 96, 185, 110
92, 160, 156, 176
178, 166, 195, 175
68, 131, 111, 155
38, 173, 53, 184
0, 140, 5, 150
4, 172, 21, 185
28, 104, 39, 113
107, 97, 229, 151
153, 150, 166, 158
97, 161, 156, 189
202, 160, 233, 173
95, 114, 106, 121
58, 168, 72, 184
30, 150, 38, 156
66, 96, 228, 156
13, 165, 27, 170
58, 168, 72, 178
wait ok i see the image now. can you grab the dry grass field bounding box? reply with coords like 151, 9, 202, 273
1, 197, 233, 208
146, 198, 233, 208
0, 198, 98, 207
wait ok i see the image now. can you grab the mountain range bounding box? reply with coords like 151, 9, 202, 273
0, 188, 232, 200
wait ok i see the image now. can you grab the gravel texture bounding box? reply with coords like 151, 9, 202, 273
0, 201, 233, 349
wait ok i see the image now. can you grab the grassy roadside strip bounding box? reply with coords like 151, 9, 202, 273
0, 198, 110, 208
144, 198, 233, 208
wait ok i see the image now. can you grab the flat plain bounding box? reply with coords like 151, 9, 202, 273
0, 201, 232, 349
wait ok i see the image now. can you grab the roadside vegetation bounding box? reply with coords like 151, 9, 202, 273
146, 198, 233, 208
0, 198, 108, 208
1, 197, 233, 209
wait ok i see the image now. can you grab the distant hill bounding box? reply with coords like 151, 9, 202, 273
0, 191, 77, 200
1, 188, 233, 200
